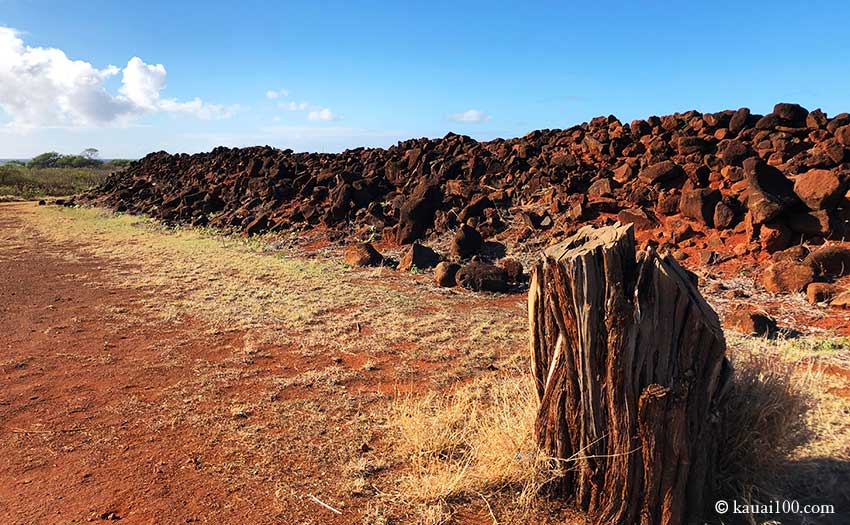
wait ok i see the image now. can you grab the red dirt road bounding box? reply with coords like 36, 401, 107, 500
0, 205, 345, 524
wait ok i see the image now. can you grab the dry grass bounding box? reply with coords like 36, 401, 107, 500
386, 374, 558, 522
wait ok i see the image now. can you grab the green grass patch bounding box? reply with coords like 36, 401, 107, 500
0, 164, 112, 199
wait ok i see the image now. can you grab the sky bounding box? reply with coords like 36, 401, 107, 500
1, 0, 849, 159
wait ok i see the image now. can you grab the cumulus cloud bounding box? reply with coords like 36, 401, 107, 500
449, 109, 491, 123
308, 107, 341, 122
265, 88, 289, 99
0, 26, 237, 128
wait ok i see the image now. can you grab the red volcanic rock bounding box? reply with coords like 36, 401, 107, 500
679, 187, 721, 226
762, 260, 815, 293
794, 169, 846, 210
344, 242, 383, 267
638, 160, 682, 184
79, 103, 850, 295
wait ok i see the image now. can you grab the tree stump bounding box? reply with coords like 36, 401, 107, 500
529, 223, 732, 525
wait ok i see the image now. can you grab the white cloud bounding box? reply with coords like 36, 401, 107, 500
265, 88, 289, 99
449, 109, 490, 123
280, 101, 310, 111
308, 107, 341, 121
0, 26, 237, 129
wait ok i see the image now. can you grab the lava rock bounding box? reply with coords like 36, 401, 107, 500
398, 243, 441, 272
451, 224, 484, 259
397, 181, 441, 244
638, 160, 682, 184
679, 187, 721, 226
806, 282, 842, 304
762, 260, 816, 293
805, 246, 850, 279
434, 261, 461, 287
500, 258, 525, 284
793, 169, 846, 210
456, 262, 508, 292
343, 243, 383, 267
725, 309, 777, 337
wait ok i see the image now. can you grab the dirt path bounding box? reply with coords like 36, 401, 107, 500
0, 205, 301, 523
0, 202, 533, 524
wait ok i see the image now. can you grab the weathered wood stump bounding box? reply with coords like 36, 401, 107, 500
529, 223, 732, 525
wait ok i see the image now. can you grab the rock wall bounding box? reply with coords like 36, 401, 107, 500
85, 103, 850, 265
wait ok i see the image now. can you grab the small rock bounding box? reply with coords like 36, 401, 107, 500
617, 208, 654, 231
804, 246, 850, 279
762, 260, 815, 293
830, 290, 850, 308
451, 224, 483, 259
434, 261, 461, 287
456, 262, 508, 292
500, 258, 524, 283
343, 243, 383, 267
725, 309, 777, 337
806, 282, 842, 304
398, 243, 441, 272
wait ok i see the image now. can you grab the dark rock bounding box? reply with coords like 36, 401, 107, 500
638, 160, 682, 184
679, 187, 721, 226
788, 210, 833, 237
343, 243, 383, 267
500, 258, 524, 283
456, 261, 508, 292
773, 103, 808, 126
744, 157, 799, 224
805, 246, 850, 279
451, 224, 484, 259
806, 282, 841, 304
793, 169, 846, 210
759, 222, 791, 253
729, 107, 751, 134
434, 261, 461, 287
762, 260, 815, 293
725, 309, 777, 337
713, 198, 738, 229
398, 243, 441, 271
397, 182, 441, 244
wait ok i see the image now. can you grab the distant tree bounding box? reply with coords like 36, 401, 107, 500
81, 148, 100, 160
28, 151, 62, 169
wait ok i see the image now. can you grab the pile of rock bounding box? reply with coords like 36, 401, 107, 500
84, 102, 850, 295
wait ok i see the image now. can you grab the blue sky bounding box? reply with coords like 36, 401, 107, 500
1, 0, 849, 158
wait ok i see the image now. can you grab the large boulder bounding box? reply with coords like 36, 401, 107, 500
397, 181, 441, 244
456, 262, 508, 292
343, 242, 383, 267
793, 169, 846, 210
